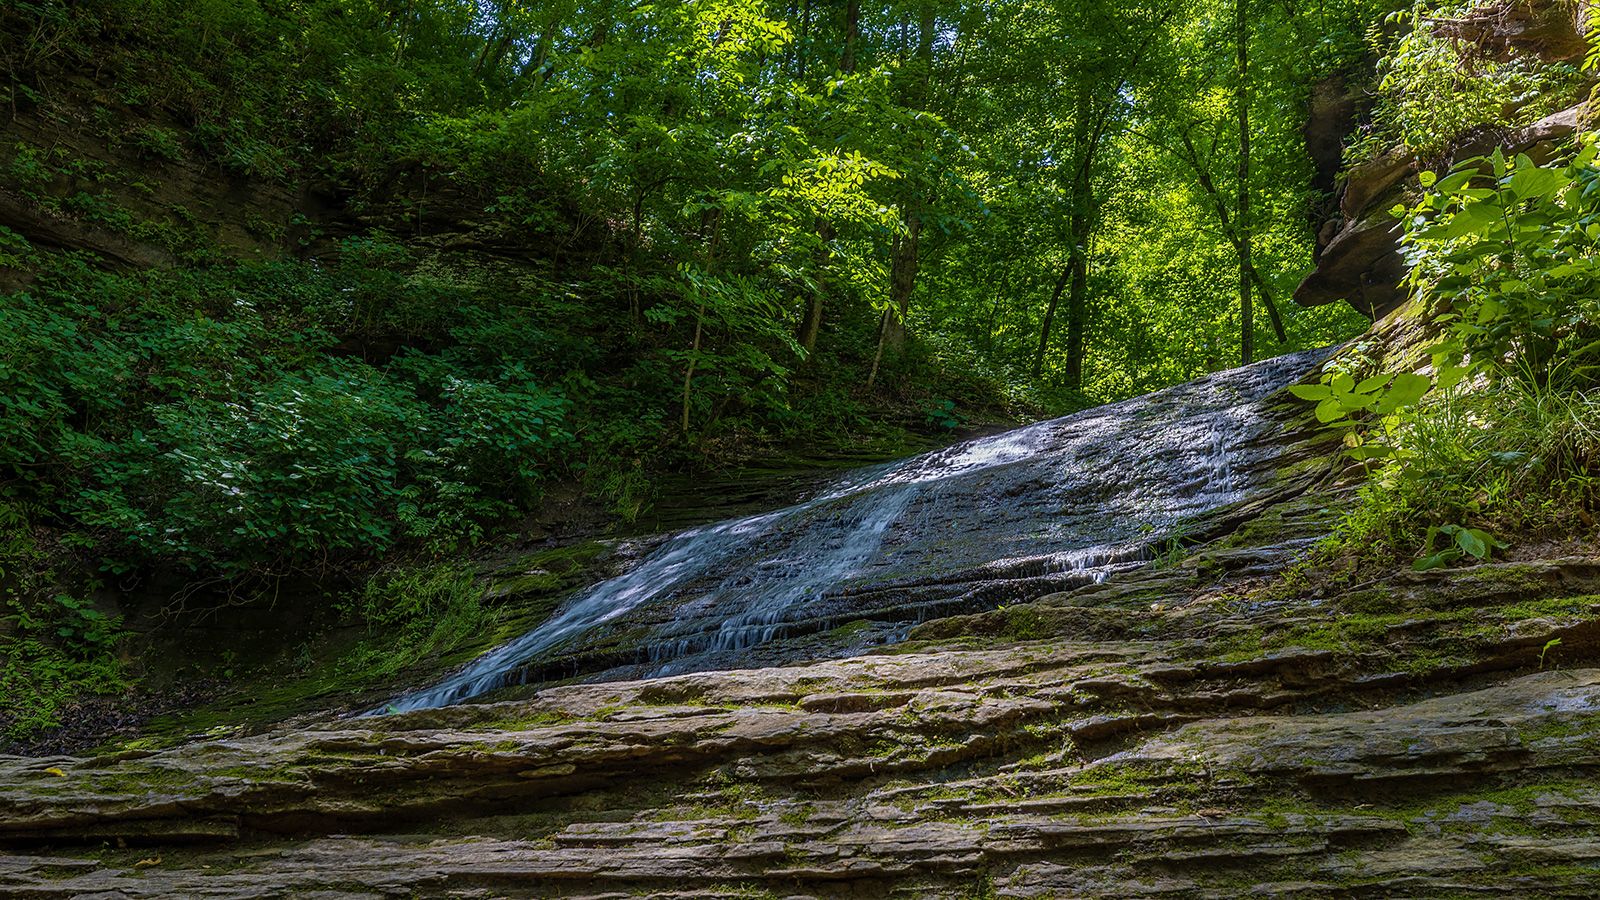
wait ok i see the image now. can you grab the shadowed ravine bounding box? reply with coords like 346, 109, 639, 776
381, 348, 1335, 713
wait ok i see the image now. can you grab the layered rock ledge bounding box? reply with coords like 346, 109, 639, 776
5, 491, 1600, 897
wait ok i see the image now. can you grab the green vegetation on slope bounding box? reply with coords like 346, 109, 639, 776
1295, 135, 1600, 576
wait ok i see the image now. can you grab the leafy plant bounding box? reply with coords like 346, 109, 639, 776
336, 564, 491, 682
1402, 143, 1600, 387
1301, 138, 1600, 577
1352, 3, 1585, 163
924, 399, 962, 431
1540, 636, 1563, 669
1413, 522, 1508, 570
1288, 370, 1433, 460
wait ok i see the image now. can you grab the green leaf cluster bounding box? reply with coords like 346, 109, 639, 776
1404, 142, 1600, 385
0, 242, 574, 575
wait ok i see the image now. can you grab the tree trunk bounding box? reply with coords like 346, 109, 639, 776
1236, 0, 1253, 365
878, 1, 934, 364
681, 304, 705, 434
841, 0, 860, 73
1033, 263, 1071, 378
516, 19, 560, 87
866, 309, 890, 389
984, 271, 1009, 353
915, 0, 935, 78
1064, 207, 1090, 390
680, 210, 721, 434
1038, 82, 1095, 386
799, 220, 832, 353
883, 212, 921, 353
1173, 130, 1287, 343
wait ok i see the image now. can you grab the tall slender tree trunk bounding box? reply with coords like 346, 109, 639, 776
985, 271, 1009, 353
866, 308, 891, 389
799, 220, 832, 354
680, 211, 721, 435
1037, 83, 1095, 385
1035, 200, 1090, 386
1236, 0, 1254, 365
874, 1, 934, 376
1172, 130, 1286, 343
841, 0, 860, 73
883, 211, 921, 352
681, 306, 705, 433
1063, 205, 1090, 389
1033, 262, 1071, 378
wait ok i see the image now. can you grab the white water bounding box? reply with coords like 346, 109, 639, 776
374, 349, 1326, 714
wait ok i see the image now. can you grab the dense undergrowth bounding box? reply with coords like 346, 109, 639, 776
1298, 136, 1600, 580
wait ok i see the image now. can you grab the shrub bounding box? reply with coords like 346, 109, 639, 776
1302, 138, 1600, 569
336, 564, 490, 682
0, 243, 573, 576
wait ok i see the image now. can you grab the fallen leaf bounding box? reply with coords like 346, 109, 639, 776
42, 767, 66, 777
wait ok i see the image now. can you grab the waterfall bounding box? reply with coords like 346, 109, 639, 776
373, 348, 1328, 714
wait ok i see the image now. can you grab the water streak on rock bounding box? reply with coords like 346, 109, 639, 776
376, 348, 1328, 713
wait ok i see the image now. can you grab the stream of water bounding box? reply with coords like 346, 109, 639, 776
375, 348, 1328, 714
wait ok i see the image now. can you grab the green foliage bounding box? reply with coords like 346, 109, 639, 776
1357, 379, 1599, 551
1404, 143, 1600, 384
0, 637, 125, 739
0, 244, 574, 575
1413, 523, 1508, 570
1289, 369, 1433, 460
1540, 636, 1563, 669
335, 563, 490, 682
0, 497, 127, 739
11, 0, 1381, 432
923, 400, 963, 431
9, 0, 1579, 591
1353, 2, 1585, 162
1300, 139, 1600, 571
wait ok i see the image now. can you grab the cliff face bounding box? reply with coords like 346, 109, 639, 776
4, 310, 1600, 898
0, 84, 321, 288
1294, 0, 1592, 319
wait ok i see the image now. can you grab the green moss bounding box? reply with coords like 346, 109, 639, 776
1516, 711, 1600, 748
828, 619, 875, 638
1500, 594, 1600, 621
778, 804, 812, 826
1069, 758, 1211, 799
468, 709, 577, 731
1000, 604, 1045, 640
487, 542, 609, 597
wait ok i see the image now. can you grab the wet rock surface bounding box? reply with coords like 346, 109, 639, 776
383, 349, 1337, 712
6, 339, 1600, 897
6, 525, 1600, 896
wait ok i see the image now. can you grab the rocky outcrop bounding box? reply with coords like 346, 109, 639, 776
1429, 0, 1593, 64
1295, 103, 1586, 318
0, 92, 307, 284
2, 313, 1595, 896
5, 469, 1600, 896
1294, 0, 1592, 319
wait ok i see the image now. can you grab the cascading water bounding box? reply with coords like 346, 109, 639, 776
376, 348, 1329, 714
